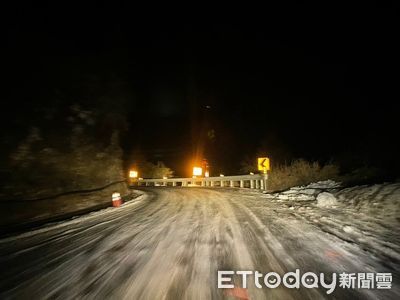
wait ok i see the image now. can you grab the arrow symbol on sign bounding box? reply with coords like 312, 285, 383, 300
260, 158, 267, 168
258, 157, 270, 172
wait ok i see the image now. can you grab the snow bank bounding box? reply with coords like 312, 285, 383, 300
306, 180, 341, 189
335, 183, 400, 223
265, 180, 400, 263
267, 180, 399, 221
269, 180, 341, 201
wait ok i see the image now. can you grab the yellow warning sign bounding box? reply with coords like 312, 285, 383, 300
258, 157, 270, 172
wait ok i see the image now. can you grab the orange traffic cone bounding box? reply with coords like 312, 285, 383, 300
112, 192, 123, 207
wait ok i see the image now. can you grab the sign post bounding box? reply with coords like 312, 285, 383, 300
257, 157, 270, 191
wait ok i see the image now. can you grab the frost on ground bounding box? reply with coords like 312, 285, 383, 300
264, 180, 400, 264
0, 185, 398, 299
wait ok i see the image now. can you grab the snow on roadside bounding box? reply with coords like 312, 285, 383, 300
307, 180, 341, 189
269, 180, 341, 201
336, 183, 400, 223
267, 180, 399, 215
263, 180, 400, 264
0, 191, 148, 244
316, 192, 338, 207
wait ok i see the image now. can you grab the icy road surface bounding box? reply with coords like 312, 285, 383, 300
0, 187, 398, 299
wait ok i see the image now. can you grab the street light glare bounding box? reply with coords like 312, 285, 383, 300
129, 170, 138, 178
193, 167, 202, 176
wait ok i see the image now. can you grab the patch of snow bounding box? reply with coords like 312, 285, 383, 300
276, 194, 289, 200
273, 193, 315, 201
306, 180, 341, 189
292, 194, 315, 201
282, 189, 303, 194
316, 192, 338, 207
302, 189, 319, 195
268, 180, 342, 202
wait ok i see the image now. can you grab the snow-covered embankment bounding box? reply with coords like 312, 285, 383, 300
266, 180, 400, 264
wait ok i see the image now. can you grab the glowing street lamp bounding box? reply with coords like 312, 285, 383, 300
129, 170, 138, 179
193, 167, 202, 177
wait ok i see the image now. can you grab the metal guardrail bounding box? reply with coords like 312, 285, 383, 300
130, 174, 268, 190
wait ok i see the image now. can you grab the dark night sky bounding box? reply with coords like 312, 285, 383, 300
3, 2, 400, 177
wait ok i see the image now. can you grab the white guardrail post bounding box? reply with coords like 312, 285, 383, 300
131, 174, 267, 190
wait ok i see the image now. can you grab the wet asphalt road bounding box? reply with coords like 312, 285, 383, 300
0, 188, 398, 299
